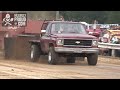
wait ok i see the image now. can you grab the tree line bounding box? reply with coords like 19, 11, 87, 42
60, 11, 120, 24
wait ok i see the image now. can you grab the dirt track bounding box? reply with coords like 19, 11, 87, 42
0, 56, 120, 79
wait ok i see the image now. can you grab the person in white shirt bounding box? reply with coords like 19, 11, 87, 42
103, 33, 109, 38
111, 36, 118, 44
102, 30, 111, 43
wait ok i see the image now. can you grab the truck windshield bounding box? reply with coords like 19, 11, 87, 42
51, 23, 87, 34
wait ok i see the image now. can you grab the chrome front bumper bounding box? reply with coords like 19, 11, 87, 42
55, 47, 99, 53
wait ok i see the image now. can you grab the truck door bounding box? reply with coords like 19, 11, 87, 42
40, 23, 51, 53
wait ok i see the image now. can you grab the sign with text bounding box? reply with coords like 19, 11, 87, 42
2, 13, 27, 27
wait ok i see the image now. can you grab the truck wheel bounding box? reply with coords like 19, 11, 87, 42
30, 45, 40, 62
87, 53, 98, 65
48, 47, 58, 65
67, 57, 75, 63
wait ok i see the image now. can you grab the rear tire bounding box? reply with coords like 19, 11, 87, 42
87, 53, 98, 65
67, 57, 75, 63
48, 47, 58, 65
30, 44, 40, 62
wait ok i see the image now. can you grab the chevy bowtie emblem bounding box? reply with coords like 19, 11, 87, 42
75, 41, 80, 44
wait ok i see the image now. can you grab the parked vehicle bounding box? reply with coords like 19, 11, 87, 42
86, 29, 102, 38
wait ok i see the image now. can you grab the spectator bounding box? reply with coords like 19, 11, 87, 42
111, 36, 119, 44
93, 20, 98, 31
102, 30, 111, 43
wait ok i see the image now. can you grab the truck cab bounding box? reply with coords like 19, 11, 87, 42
29, 21, 99, 65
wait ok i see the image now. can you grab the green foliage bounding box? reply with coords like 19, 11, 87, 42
106, 11, 120, 24
60, 11, 120, 24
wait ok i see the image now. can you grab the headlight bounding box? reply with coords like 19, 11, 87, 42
92, 40, 98, 46
56, 39, 64, 45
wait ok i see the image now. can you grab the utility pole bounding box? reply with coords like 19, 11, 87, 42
56, 11, 59, 20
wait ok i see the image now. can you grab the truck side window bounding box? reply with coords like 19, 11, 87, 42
45, 23, 52, 35
42, 23, 48, 30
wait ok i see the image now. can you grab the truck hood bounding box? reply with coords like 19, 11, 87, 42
52, 33, 97, 39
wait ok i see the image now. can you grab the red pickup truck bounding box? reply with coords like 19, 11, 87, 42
86, 29, 102, 38
29, 21, 99, 65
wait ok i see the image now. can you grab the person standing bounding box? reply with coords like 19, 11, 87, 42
103, 30, 111, 43
93, 20, 98, 31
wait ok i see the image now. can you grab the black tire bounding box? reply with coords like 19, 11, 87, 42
87, 53, 98, 65
30, 44, 40, 62
67, 57, 75, 63
48, 47, 58, 65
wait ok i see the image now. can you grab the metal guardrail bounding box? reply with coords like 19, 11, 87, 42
98, 42, 120, 50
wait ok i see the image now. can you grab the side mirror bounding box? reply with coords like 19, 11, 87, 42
40, 30, 46, 37
41, 30, 46, 33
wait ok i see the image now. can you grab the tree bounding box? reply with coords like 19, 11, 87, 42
106, 11, 120, 24
60, 11, 108, 23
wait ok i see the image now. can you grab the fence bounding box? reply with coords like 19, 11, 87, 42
98, 42, 120, 57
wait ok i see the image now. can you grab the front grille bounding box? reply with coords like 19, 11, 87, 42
64, 39, 92, 46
